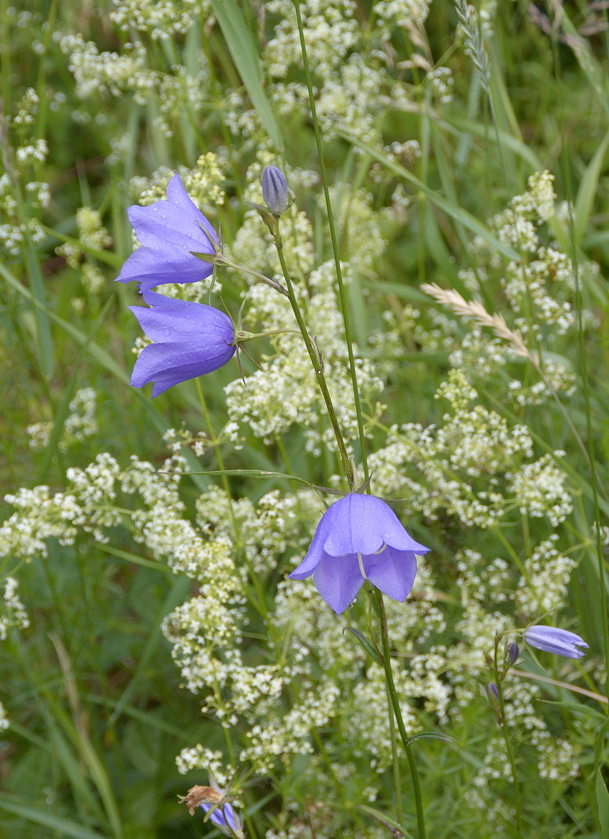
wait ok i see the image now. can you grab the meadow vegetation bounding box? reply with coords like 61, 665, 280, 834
1, 0, 609, 837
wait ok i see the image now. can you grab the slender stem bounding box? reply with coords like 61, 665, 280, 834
375, 590, 426, 839
387, 680, 403, 825
493, 639, 522, 837
567, 211, 609, 709
292, 0, 369, 483
273, 225, 354, 484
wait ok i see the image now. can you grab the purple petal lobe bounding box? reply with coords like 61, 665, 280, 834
363, 546, 417, 602
313, 552, 364, 614
116, 245, 213, 291
289, 508, 335, 580
116, 173, 218, 291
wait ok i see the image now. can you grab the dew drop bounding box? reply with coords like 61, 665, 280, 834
161, 214, 167, 220
152, 206, 158, 212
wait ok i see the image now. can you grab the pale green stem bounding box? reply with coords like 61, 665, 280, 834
493, 638, 522, 837
376, 590, 426, 839
272, 224, 354, 484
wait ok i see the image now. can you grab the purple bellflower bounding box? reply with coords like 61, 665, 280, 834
289, 494, 429, 615
129, 290, 235, 397
116, 172, 219, 292
524, 625, 588, 659
201, 802, 243, 838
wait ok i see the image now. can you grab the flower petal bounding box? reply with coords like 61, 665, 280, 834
363, 546, 417, 602
130, 341, 235, 396
322, 495, 379, 556
166, 171, 218, 245
289, 508, 333, 580
313, 552, 364, 614
130, 292, 234, 342
116, 245, 212, 291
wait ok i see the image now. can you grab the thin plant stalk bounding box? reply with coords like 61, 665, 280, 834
493, 638, 522, 837
566, 205, 609, 709
273, 225, 354, 484
292, 0, 369, 483
376, 589, 427, 839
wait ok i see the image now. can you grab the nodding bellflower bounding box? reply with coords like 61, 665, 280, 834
200, 802, 244, 839
524, 625, 588, 659
116, 172, 219, 292
289, 494, 429, 615
129, 290, 235, 397
261, 165, 290, 215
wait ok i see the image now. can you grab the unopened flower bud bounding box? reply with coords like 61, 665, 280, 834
486, 682, 500, 710
506, 641, 519, 667
261, 165, 290, 215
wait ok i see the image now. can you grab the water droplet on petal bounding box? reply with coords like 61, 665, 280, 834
161, 214, 167, 220
152, 206, 158, 212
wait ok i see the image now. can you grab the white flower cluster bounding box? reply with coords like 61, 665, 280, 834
0, 702, 8, 732
27, 388, 98, 450
0, 577, 30, 640
60, 35, 154, 103
109, 0, 210, 39
507, 453, 573, 526
225, 260, 384, 451
369, 370, 539, 527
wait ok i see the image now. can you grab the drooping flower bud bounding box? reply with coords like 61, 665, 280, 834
506, 641, 520, 667
524, 625, 588, 659
261, 165, 290, 215
485, 682, 500, 711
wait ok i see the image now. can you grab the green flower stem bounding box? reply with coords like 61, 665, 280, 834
273, 225, 354, 485
375, 589, 426, 839
493, 638, 522, 837
292, 0, 369, 483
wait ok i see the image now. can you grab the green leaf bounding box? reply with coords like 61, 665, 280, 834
404, 731, 459, 748
97, 544, 174, 575
0, 794, 110, 839
597, 769, 609, 838
24, 233, 54, 378
448, 116, 543, 172
38, 222, 122, 268
574, 128, 609, 246
338, 131, 521, 261
344, 627, 384, 667
210, 0, 283, 150
110, 576, 191, 723
357, 804, 414, 838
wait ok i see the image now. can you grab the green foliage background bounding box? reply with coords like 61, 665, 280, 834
2, 0, 609, 837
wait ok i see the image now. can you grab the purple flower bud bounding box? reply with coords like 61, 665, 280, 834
524, 625, 588, 659
261, 165, 290, 215
486, 682, 500, 709
116, 172, 219, 293
506, 641, 519, 666
289, 493, 429, 614
129, 291, 235, 397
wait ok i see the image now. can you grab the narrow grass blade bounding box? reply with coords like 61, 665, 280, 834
210, 0, 283, 150
596, 769, 609, 837
39, 223, 122, 269
24, 234, 53, 378
0, 794, 109, 839
574, 128, 609, 246
110, 576, 191, 723
48, 727, 107, 826
357, 804, 415, 838
338, 132, 520, 261
448, 116, 543, 172
97, 544, 174, 575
